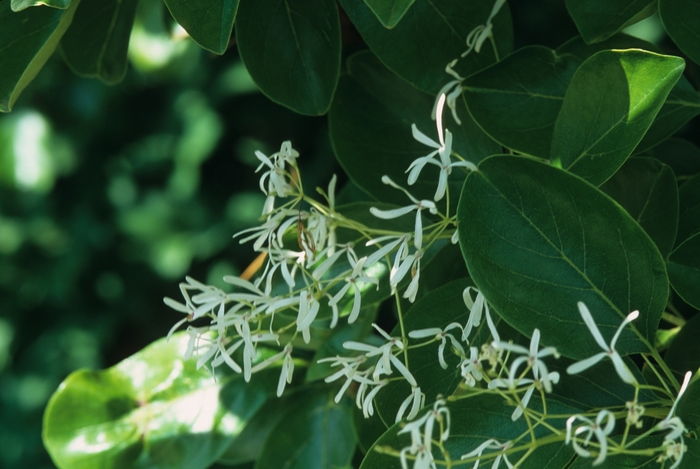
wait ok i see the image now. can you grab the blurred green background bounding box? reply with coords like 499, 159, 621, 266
0, 0, 692, 467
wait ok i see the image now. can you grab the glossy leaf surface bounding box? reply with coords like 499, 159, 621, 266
339, 0, 513, 94
236, 0, 341, 115
667, 233, 700, 310
59, 0, 139, 83
12, 0, 70, 11
0, 0, 79, 112
458, 155, 668, 359
255, 389, 355, 469
464, 46, 580, 159
43, 333, 274, 469
600, 157, 678, 259
329, 51, 499, 206
363, 0, 414, 29
163, 0, 238, 54
565, 0, 655, 43
660, 0, 700, 65
551, 49, 684, 186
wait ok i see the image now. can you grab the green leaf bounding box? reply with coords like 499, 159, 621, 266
565, 0, 656, 43
338, 0, 513, 95
660, 0, 700, 65
568, 435, 700, 468
255, 389, 355, 469
551, 49, 685, 186
361, 394, 577, 469
329, 51, 500, 207
43, 333, 276, 469
667, 233, 700, 310
678, 378, 700, 434
12, 0, 70, 11
373, 278, 473, 425
600, 157, 679, 259
235, 0, 341, 116
665, 313, 700, 376
162, 0, 238, 54
457, 155, 668, 359
556, 34, 700, 154
678, 173, 700, 244
648, 138, 700, 178
353, 404, 387, 455
58, 0, 139, 84
464, 45, 581, 159
363, 0, 414, 29
0, 0, 80, 112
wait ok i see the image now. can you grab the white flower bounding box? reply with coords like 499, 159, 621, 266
566, 302, 639, 384
492, 329, 559, 386
296, 289, 320, 344
370, 176, 437, 249
356, 378, 387, 418
654, 371, 692, 469
566, 410, 616, 465
254, 140, 299, 199
463, 0, 507, 57
463, 287, 500, 343
396, 386, 425, 423
409, 323, 465, 369
460, 439, 514, 469
432, 60, 465, 124
398, 399, 450, 469
408, 94, 476, 201
461, 347, 484, 386
328, 255, 379, 324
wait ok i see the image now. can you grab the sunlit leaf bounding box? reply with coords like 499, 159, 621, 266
458, 155, 668, 359
600, 157, 678, 259
43, 333, 276, 469
551, 49, 684, 186
59, 0, 139, 83
12, 0, 70, 11
0, 0, 80, 112
464, 45, 581, 159
235, 0, 341, 115
163, 0, 238, 54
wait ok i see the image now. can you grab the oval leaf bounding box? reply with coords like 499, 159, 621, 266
255, 389, 355, 469
235, 0, 341, 116
43, 333, 275, 469
565, 0, 656, 43
551, 49, 685, 186
648, 138, 700, 179
464, 45, 581, 159
667, 233, 700, 310
660, 0, 700, 65
58, 0, 139, 83
457, 155, 668, 359
163, 0, 239, 54
329, 51, 499, 207
0, 0, 80, 112
600, 157, 679, 259
338, 0, 513, 95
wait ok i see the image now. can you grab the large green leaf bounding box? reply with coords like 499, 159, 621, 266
551, 49, 684, 186
235, 0, 341, 116
565, 0, 656, 43
12, 0, 70, 11
58, 0, 139, 83
0, 0, 80, 112
557, 34, 700, 154
363, 0, 414, 29
255, 389, 355, 469
361, 394, 577, 469
667, 233, 700, 310
665, 313, 700, 376
329, 51, 500, 207
457, 155, 668, 359
162, 0, 238, 54
678, 379, 700, 434
464, 45, 581, 159
43, 333, 276, 469
600, 157, 679, 259
678, 173, 700, 244
660, 0, 700, 65
648, 138, 700, 178
338, 0, 513, 95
